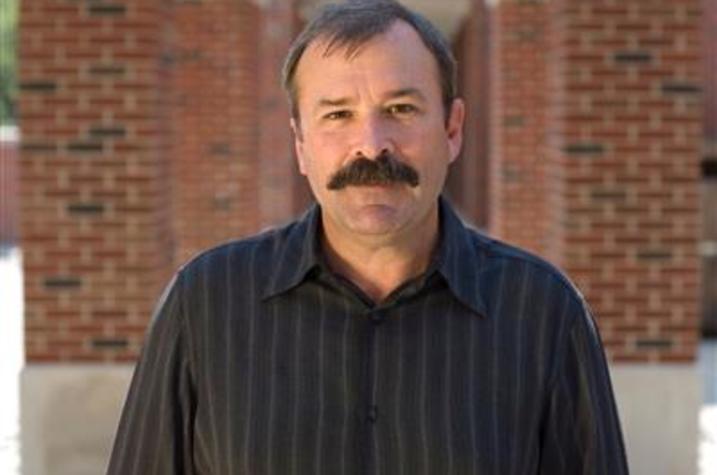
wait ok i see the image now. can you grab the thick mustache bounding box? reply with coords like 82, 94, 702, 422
326, 153, 420, 190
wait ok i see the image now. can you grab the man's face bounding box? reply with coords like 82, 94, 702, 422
291, 20, 464, 240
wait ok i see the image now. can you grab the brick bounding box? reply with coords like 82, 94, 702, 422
89, 126, 127, 138
563, 143, 606, 156
19, 81, 58, 92
43, 277, 82, 289
67, 203, 106, 215
21, 142, 59, 153
88, 64, 127, 76
635, 338, 675, 349
661, 82, 701, 94
91, 338, 129, 349
66, 142, 105, 153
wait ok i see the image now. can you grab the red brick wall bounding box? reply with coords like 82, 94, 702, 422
19, 0, 173, 361
1, 131, 19, 246
489, 0, 563, 264
257, 1, 308, 228
705, 0, 717, 149
18, 0, 301, 362
448, 0, 491, 229
488, 0, 703, 362
18, 0, 704, 364
701, 0, 717, 334
554, 0, 703, 362
166, 0, 304, 263
165, 0, 262, 266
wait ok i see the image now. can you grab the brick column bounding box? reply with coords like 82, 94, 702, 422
705, 0, 717, 156
164, 0, 262, 265
489, 0, 562, 263
257, 0, 307, 227
18, 2, 177, 472
535, 1, 702, 471
555, 1, 703, 364
19, 0, 171, 362
702, 0, 717, 336
448, 0, 491, 229
1, 128, 19, 246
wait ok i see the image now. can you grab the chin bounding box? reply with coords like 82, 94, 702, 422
344, 206, 409, 235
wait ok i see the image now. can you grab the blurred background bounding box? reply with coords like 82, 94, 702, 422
0, 0, 715, 473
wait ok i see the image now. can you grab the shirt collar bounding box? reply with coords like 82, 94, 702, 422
262, 196, 489, 318
261, 203, 323, 300
433, 196, 488, 317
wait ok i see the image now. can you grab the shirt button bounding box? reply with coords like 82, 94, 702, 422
367, 309, 386, 324
366, 405, 379, 423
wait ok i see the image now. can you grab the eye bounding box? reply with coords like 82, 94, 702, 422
386, 103, 418, 116
324, 110, 352, 121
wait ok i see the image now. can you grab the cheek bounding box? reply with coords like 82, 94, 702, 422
314, 128, 352, 151
299, 146, 333, 188
410, 137, 453, 186
405, 129, 450, 164
305, 133, 348, 168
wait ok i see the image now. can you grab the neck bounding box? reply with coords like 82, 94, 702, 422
320, 205, 440, 304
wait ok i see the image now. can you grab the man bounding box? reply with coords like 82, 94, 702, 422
108, 1, 628, 474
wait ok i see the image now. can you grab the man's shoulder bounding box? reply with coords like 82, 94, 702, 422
462, 226, 584, 302
176, 218, 303, 284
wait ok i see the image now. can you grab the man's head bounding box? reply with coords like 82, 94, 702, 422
282, 0, 457, 124
284, 0, 465, 242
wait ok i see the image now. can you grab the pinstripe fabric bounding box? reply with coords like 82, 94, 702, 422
107, 197, 628, 475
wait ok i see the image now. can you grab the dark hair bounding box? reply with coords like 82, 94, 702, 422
282, 0, 457, 121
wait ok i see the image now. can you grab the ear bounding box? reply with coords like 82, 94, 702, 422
291, 117, 308, 176
446, 98, 465, 163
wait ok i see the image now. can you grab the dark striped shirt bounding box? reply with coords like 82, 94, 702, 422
107, 197, 628, 475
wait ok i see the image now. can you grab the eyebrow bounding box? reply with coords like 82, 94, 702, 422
385, 88, 427, 102
317, 97, 352, 109
315, 88, 428, 111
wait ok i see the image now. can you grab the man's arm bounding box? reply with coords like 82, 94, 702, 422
106, 272, 197, 475
539, 297, 629, 474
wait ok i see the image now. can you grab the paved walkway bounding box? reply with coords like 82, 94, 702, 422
0, 246, 715, 474
0, 246, 22, 475
699, 340, 717, 474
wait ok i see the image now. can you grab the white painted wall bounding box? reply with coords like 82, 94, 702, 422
17, 363, 706, 475
611, 364, 702, 475
20, 366, 133, 475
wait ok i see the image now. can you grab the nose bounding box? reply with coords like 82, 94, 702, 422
350, 114, 394, 159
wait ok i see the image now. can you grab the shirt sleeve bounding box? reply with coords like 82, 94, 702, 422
106, 271, 197, 475
539, 297, 629, 474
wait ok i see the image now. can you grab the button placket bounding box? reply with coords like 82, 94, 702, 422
360, 305, 390, 473
366, 404, 379, 423
367, 310, 388, 425
367, 308, 387, 325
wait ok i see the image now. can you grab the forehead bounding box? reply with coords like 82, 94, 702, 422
293, 20, 442, 105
